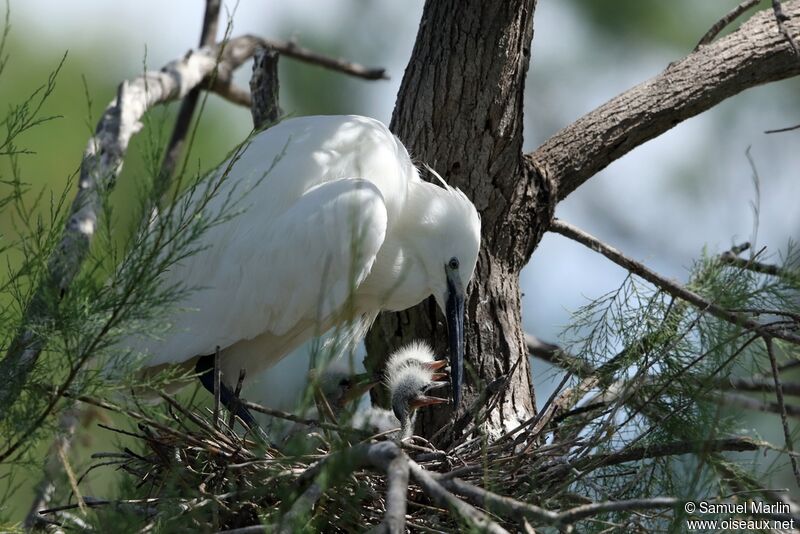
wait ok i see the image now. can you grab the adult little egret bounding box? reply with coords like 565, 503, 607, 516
128, 115, 480, 421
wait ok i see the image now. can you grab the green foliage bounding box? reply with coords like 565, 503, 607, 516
544, 243, 800, 531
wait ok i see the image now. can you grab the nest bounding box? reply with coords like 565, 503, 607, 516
34, 375, 716, 534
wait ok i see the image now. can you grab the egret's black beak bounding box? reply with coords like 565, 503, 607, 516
445, 272, 465, 406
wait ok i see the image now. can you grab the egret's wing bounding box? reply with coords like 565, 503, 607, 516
137, 178, 388, 367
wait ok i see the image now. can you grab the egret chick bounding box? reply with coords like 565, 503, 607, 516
387, 364, 448, 439
384, 340, 447, 381
310, 361, 379, 420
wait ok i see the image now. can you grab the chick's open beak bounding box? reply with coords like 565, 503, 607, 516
409, 380, 450, 410
422, 359, 448, 372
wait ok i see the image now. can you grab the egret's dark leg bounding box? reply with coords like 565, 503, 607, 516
195, 354, 260, 432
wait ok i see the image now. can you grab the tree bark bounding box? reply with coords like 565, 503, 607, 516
365, 0, 553, 442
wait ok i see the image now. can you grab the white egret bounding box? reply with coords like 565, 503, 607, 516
127, 115, 481, 423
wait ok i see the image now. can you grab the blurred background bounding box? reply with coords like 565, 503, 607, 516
1, 0, 798, 519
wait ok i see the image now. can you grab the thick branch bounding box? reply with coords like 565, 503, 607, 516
530, 1, 800, 200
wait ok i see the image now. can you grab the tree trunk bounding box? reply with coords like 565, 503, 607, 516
365, 0, 555, 443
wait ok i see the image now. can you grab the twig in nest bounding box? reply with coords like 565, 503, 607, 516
407, 460, 509, 534
229, 368, 247, 429
213, 345, 221, 429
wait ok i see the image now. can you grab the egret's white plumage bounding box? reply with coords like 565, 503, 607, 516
126, 115, 480, 403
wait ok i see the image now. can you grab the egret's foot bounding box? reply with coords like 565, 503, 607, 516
195, 354, 271, 445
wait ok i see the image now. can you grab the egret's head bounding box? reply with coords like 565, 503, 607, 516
409, 171, 480, 407
387, 365, 448, 439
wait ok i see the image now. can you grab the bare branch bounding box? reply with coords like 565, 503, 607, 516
0, 39, 237, 420
276, 479, 324, 534
555, 497, 679, 524
439, 475, 679, 528
438, 475, 560, 525
530, 1, 800, 201
695, 0, 761, 50
715, 375, 800, 396
721, 391, 800, 418
549, 219, 800, 345
241, 399, 369, 437
765, 337, 800, 487
525, 334, 594, 377
157, 0, 222, 189
213, 346, 221, 429
765, 122, 800, 133
209, 78, 252, 107
381, 453, 409, 534
573, 437, 765, 471
719, 251, 799, 280
261, 37, 387, 80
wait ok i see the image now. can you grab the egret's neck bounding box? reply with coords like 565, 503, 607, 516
355, 180, 441, 313
400, 412, 416, 439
